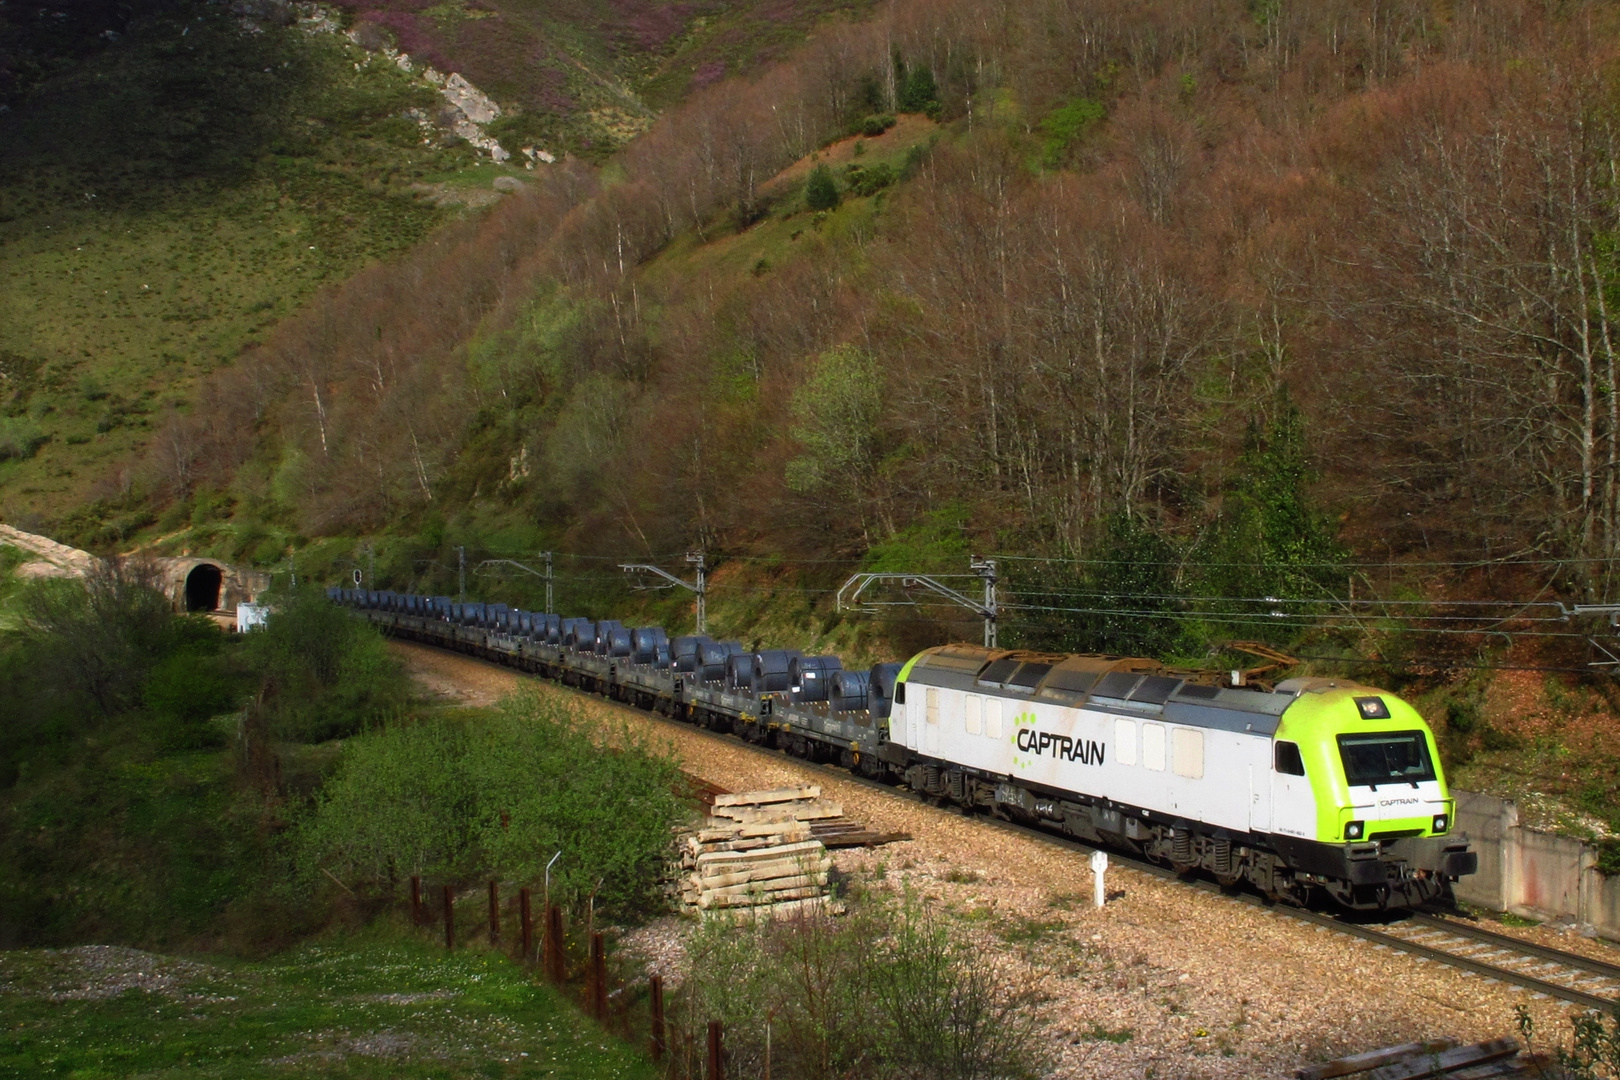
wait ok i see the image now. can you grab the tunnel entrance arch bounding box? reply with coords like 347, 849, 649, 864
184, 563, 223, 612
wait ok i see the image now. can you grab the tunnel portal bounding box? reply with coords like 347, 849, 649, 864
184, 563, 223, 612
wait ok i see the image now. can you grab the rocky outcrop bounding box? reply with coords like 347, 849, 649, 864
294, 2, 517, 163
0, 523, 100, 579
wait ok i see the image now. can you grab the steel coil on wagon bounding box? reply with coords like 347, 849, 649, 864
868, 662, 903, 720
725, 650, 755, 691
592, 620, 625, 655
828, 668, 869, 712
790, 655, 843, 702
605, 626, 633, 657
750, 649, 801, 693
631, 627, 669, 665
562, 619, 593, 649
671, 636, 710, 673
697, 640, 744, 683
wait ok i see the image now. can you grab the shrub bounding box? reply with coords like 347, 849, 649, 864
0, 416, 47, 461
143, 649, 239, 749
845, 161, 896, 197
860, 113, 897, 137
297, 690, 688, 915
1039, 97, 1104, 167
243, 586, 407, 741
805, 163, 840, 211
14, 559, 176, 718
675, 898, 1048, 1080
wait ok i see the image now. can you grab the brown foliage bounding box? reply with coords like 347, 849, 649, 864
143, 0, 1620, 594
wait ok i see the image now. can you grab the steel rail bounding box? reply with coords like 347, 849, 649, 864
1409, 913, 1620, 985
381, 619, 1620, 1014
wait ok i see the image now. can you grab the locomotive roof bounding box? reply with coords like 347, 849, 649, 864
902, 644, 1294, 735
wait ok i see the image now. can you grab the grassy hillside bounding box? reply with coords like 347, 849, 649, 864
0, 0, 868, 531
1, 928, 656, 1078
0, 1, 485, 526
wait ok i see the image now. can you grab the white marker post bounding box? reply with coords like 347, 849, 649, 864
1090, 849, 1108, 909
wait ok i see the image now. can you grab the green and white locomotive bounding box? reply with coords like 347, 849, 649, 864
888, 645, 1477, 910
338, 588, 1477, 912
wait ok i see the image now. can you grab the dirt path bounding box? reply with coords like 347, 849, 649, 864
392, 639, 1594, 1080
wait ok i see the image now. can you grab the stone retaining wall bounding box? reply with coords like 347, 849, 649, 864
1454, 789, 1618, 937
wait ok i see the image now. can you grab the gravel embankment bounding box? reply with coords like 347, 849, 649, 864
393, 640, 1604, 1079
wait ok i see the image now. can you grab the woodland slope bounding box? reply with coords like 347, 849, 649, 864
12, 0, 1620, 673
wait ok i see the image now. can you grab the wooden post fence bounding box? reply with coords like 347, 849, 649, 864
649, 974, 665, 1062
588, 932, 606, 1021
519, 887, 533, 963
443, 885, 455, 950
707, 1020, 723, 1080
546, 905, 564, 984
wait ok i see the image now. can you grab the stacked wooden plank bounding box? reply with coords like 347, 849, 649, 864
678, 786, 840, 915
1296, 1037, 1551, 1080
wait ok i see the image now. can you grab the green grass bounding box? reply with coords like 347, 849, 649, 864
0, 925, 656, 1079
0, 2, 489, 524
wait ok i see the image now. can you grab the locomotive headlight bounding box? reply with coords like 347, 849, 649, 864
1433, 814, 1449, 833
1345, 820, 1365, 840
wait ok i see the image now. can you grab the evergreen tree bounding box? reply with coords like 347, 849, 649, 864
898, 65, 938, 113
805, 163, 840, 211
1193, 390, 1345, 644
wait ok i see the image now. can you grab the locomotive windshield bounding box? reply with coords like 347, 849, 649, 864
1336, 731, 1436, 788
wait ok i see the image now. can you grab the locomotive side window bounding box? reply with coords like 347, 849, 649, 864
1274, 741, 1306, 776
1142, 722, 1165, 771
966, 694, 982, 736
986, 698, 1003, 740
1171, 727, 1204, 779
1115, 718, 1137, 766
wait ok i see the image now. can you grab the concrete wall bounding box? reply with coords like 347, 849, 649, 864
1454, 788, 1618, 938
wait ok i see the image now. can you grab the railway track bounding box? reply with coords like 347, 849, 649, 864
400, 633, 1620, 1015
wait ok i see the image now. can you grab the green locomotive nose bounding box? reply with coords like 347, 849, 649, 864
1270, 680, 1453, 845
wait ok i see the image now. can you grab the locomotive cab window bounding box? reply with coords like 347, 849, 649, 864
1274, 741, 1306, 776
1337, 731, 1435, 788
